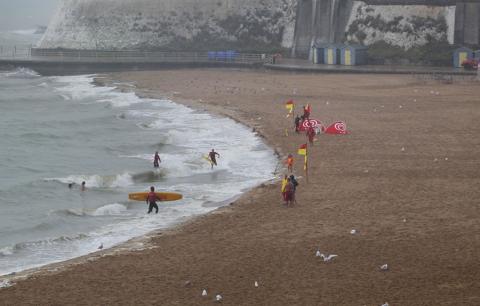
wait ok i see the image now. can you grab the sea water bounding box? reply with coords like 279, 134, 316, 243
0, 68, 278, 276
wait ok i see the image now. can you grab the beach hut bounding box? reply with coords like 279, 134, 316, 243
323, 44, 342, 65
453, 47, 473, 68
474, 50, 480, 60
340, 45, 368, 66
312, 45, 326, 64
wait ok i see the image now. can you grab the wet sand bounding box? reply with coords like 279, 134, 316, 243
1, 69, 479, 305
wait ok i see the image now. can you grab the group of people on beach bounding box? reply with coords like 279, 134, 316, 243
281, 104, 318, 207
281, 174, 298, 207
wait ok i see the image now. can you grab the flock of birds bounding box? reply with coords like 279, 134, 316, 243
196, 228, 391, 304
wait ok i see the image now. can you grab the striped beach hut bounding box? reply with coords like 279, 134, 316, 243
312, 44, 327, 64
340, 45, 368, 66
323, 44, 342, 65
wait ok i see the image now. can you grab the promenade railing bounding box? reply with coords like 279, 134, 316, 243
25, 48, 273, 65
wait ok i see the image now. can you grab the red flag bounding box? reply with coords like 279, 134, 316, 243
325, 121, 347, 135
298, 119, 323, 132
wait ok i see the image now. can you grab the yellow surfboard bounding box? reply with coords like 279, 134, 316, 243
203, 155, 213, 165
128, 192, 183, 202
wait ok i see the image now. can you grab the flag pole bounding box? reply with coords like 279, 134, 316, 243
305, 143, 309, 184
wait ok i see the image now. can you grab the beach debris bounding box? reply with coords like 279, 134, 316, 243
401, 147, 405, 152
184, 280, 192, 287
257, 117, 262, 120
381, 303, 389, 306
413, 99, 417, 102
350, 229, 358, 235
403, 218, 407, 223
445, 157, 449, 161
436, 91, 440, 95
215, 294, 223, 302
399, 105, 403, 109
326, 101, 330, 105
202, 289, 208, 297
98, 243, 103, 250
380, 264, 389, 271
364, 169, 369, 173
254, 281, 259, 288
433, 158, 438, 162
414, 89, 418, 93
373, 108, 377, 112
430, 90, 435, 94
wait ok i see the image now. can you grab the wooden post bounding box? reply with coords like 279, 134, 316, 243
305, 143, 309, 184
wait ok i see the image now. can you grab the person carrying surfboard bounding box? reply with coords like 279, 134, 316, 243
146, 186, 161, 214
208, 149, 220, 169
153, 151, 161, 168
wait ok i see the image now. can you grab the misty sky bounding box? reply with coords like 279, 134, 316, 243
0, 0, 60, 30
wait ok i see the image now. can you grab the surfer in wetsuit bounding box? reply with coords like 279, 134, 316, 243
146, 186, 160, 214
208, 149, 220, 169
153, 151, 161, 168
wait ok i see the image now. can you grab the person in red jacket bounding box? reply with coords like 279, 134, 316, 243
146, 186, 161, 214
306, 126, 316, 145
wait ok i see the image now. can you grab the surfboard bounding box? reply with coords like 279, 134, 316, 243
203, 155, 213, 165
128, 192, 183, 202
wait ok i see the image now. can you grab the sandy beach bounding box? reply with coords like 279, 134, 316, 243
1, 69, 479, 305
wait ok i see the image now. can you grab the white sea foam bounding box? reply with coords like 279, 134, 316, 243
91, 203, 128, 216
0, 74, 277, 277
46, 173, 134, 188
0, 246, 14, 257
1, 68, 40, 79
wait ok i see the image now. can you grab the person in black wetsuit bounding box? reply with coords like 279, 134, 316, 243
208, 149, 220, 169
153, 151, 161, 168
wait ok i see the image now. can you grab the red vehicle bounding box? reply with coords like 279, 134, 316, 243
461, 58, 479, 70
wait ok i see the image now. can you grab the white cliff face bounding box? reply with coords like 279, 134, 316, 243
39, 0, 297, 50
345, 1, 455, 49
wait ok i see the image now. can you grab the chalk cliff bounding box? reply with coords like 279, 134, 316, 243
38, 0, 297, 51
39, 0, 479, 55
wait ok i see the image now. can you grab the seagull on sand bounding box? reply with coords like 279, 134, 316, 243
98, 243, 103, 250
202, 289, 208, 296
254, 281, 259, 288
315, 250, 338, 261
321, 254, 338, 262
381, 303, 389, 306
380, 264, 389, 271
350, 229, 357, 235
215, 294, 223, 301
